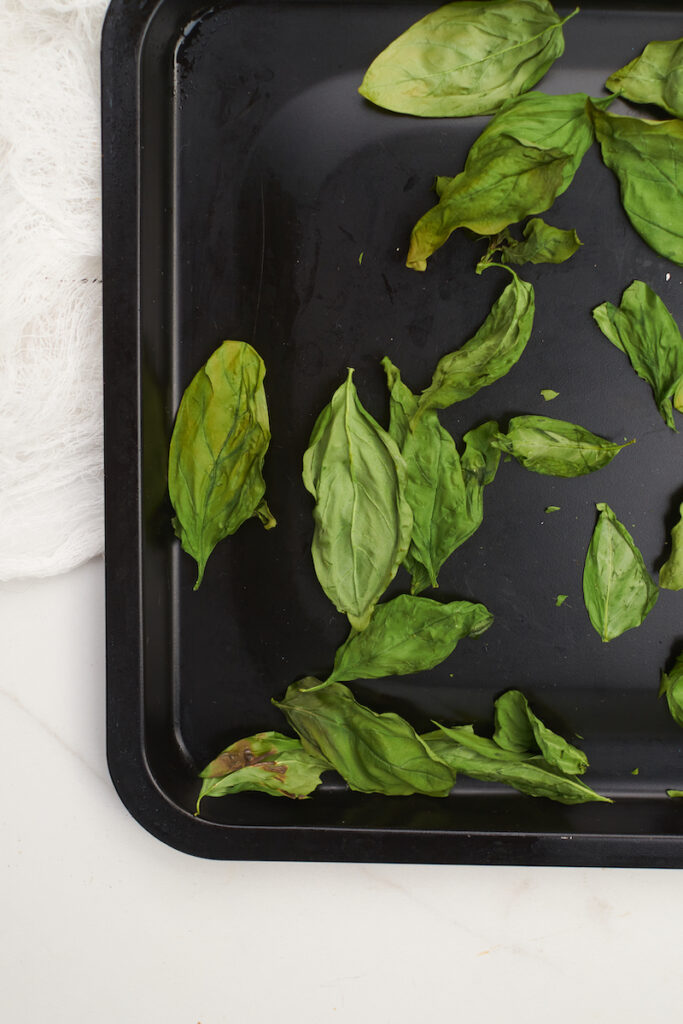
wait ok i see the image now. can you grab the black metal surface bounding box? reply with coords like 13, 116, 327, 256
102, 0, 683, 863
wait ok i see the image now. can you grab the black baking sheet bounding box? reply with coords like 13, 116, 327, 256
102, 0, 683, 863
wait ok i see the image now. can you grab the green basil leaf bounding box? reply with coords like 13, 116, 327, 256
606, 37, 683, 118
358, 1, 577, 118
422, 731, 609, 804
492, 415, 632, 477
667, 789, 683, 798
429, 722, 535, 761
315, 594, 493, 687
590, 102, 683, 266
583, 502, 658, 643
382, 355, 419, 451
274, 681, 454, 796
302, 369, 413, 631
168, 340, 275, 589
660, 653, 683, 729
541, 389, 560, 401
478, 217, 581, 272
196, 732, 329, 811
593, 280, 683, 432
417, 268, 534, 412
407, 135, 570, 270
660, 503, 683, 591
492, 690, 588, 774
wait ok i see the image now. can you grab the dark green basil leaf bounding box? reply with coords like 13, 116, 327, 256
417, 268, 534, 412
593, 280, 683, 431
358, 1, 577, 118
606, 37, 683, 118
492, 415, 632, 477
274, 681, 454, 796
168, 340, 275, 589
660, 503, 683, 591
492, 690, 588, 774
302, 369, 413, 631
660, 653, 683, 729
407, 135, 570, 270
312, 594, 493, 687
590, 102, 683, 266
583, 502, 658, 643
477, 217, 581, 272
196, 732, 329, 811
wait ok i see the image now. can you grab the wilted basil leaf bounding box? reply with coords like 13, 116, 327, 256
492, 690, 588, 774
302, 369, 413, 631
660, 503, 683, 590
492, 415, 632, 477
583, 502, 658, 643
358, 0, 577, 118
195, 732, 329, 811
590, 102, 683, 266
168, 340, 275, 589
606, 37, 683, 118
274, 681, 454, 796
477, 218, 581, 272
310, 594, 493, 688
593, 280, 683, 431
660, 653, 683, 730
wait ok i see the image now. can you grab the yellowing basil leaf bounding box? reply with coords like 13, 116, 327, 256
316, 594, 493, 687
492, 689, 588, 774
196, 732, 329, 811
660, 653, 683, 730
492, 415, 632, 476
660, 503, 683, 590
417, 268, 534, 413
302, 369, 413, 631
606, 37, 683, 119
358, 0, 577, 118
274, 681, 454, 797
168, 340, 275, 589
590, 102, 683, 266
583, 502, 658, 643
593, 280, 683, 431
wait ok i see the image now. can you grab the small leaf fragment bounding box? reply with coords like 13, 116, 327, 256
541, 389, 559, 402
546, 506, 561, 513
556, 594, 567, 606
667, 789, 683, 799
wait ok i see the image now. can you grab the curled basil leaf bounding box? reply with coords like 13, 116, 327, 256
302, 369, 412, 631
660, 653, 683, 730
492, 690, 588, 774
477, 218, 581, 272
583, 502, 658, 643
358, 1, 577, 118
593, 280, 683, 432
168, 340, 275, 589
606, 37, 683, 119
590, 102, 683, 266
274, 681, 454, 797
492, 415, 632, 477
660, 503, 683, 591
196, 732, 329, 811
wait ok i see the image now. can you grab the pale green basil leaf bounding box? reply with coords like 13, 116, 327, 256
667, 789, 683, 798
660, 652, 683, 729
606, 37, 683, 118
319, 594, 493, 686
492, 690, 588, 774
556, 594, 567, 606
358, 1, 576, 118
593, 280, 683, 431
583, 502, 658, 643
302, 369, 413, 631
660, 503, 683, 590
541, 389, 560, 401
492, 415, 632, 477
590, 102, 683, 266
196, 732, 329, 811
168, 340, 275, 589
382, 356, 419, 451
499, 218, 581, 267
407, 135, 570, 270
274, 681, 454, 796
417, 268, 534, 412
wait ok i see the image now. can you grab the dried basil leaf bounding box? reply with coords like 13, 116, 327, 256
492, 415, 632, 477
593, 280, 683, 432
660, 653, 683, 729
302, 369, 413, 631
274, 681, 454, 796
168, 340, 275, 589
477, 217, 581, 272
492, 690, 588, 774
358, 0, 577, 118
196, 732, 329, 811
590, 102, 683, 266
606, 37, 683, 119
660, 503, 683, 591
583, 502, 658, 643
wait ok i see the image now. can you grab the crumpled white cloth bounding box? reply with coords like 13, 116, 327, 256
0, 0, 108, 580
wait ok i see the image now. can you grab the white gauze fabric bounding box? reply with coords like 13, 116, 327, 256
0, 0, 108, 580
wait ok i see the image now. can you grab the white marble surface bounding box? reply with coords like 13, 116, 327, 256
3, 556, 683, 1022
